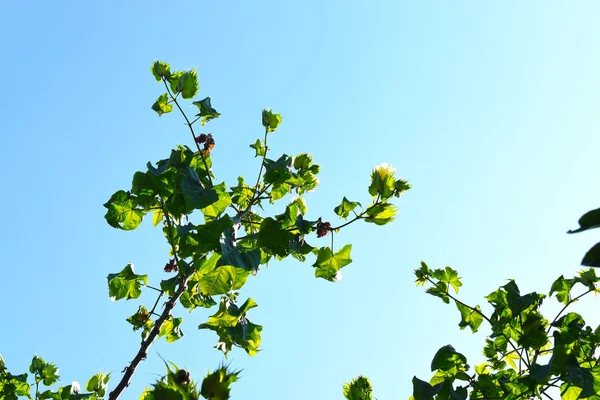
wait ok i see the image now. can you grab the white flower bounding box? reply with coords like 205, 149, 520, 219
332, 270, 342, 283
71, 381, 80, 395
373, 163, 396, 180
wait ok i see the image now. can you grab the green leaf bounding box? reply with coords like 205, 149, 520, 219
364, 203, 397, 226
159, 317, 184, 343
151, 61, 171, 81
86, 372, 110, 397
219, 226, 261, 272
200, 365, 240, 400
455, 302, 483, 333
334, 197, 361, 220
176, 69, 199, 99
262, 109, 282, 132
180, 167, 219, 210
198, 255, 250, 296
412, 376, 440, 400
168, 71, 183, 94
414, 261, 431, 286
431, 345, 468, 372
257, 217, 294, 257
560, 383, 583, 400
249, 139, 266, 157
178, 216, 234, 257
582, 242, 600, 267
270, 183, 290, 201
30, 355, 45, 374
103, 190, 144, 230
263, 155, 293, 187
432, 267, 462, 294
313, 245, 352, 282
160, 276, 179, 296
40, 362, 59, 386
343, 376, 373, 400
568, 208, 600, 234
201, 183, 231, 221
550, 275, 575, 305
107, 263, 148, 301
199, 298, 262, 356
153, 209, 164, 227
180, 289, 216, 311
192, 97, 220, 125
126, 306, 152, 331
230, 177, 254, 209
151, 93, 173, 117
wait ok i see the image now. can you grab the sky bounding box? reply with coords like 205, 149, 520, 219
2, 1, 600, 399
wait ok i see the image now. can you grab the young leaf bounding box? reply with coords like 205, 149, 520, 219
343, 376, 373, 400
107, 263, 148, 301
250, 139, 266, 157
192, 97, 220, 125
364, 203, 397, 226
151, 61, 171, 81
313, 245, 353, 282
334, 197, 361, 220
455, 302, 483, 333
151, 93, 173, 117
262, 109, 282, 132
86, 372, 110, 398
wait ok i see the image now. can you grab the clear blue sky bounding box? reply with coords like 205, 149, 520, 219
2, 1, 600, 399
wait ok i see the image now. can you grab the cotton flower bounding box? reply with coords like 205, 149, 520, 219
373, 163, 396, 180
332, 270, 342, 283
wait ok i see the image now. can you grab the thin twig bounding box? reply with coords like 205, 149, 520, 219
162, 78, 213, 187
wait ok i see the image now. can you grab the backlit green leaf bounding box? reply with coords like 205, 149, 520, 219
151, 61, 171, 81
364, 203, 397, 226
334, 197, 361, 220
107, 263, 148, 301
201, 183, 231, 221
455, 302, 483, 333
250, 139, 266, 157
103, 190, 145, 230
262, 109, 282, 132
343, 376, 373, 400
192, 97, 220, 125
177, 69, 199, 99
198, 256, 250, 296
159, 317, 184, 343
151, 93, 173, 117
313, 245, 352, 282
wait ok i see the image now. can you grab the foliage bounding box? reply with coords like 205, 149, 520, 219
0, 60, 409, 399
402, 205, 600, 400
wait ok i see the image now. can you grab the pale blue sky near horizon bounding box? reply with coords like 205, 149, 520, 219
1, 1, 600, 399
